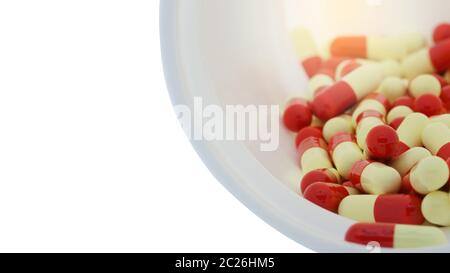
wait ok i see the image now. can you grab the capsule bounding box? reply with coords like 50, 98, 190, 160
297, 137, 333, 173
422, 122, 450, 161
283, 98, 313, 133
433, 23, 450, 44
311, 64, 385, 121
290, 28, 322, 78
365, 125, 400, 160
300, 168, 340, 194
352, 93, 390, 126
422, 191, 450, 227
402, 39, 450, 79
377, 77, 408, 103
345, 223, 448, 248
387, 106, 413, 127
402, 156, 449, 195
389, 147, 432, 177
304, 182, 358, 213
339, 194, 424, 225
330, 36, 407, 61
329, 133, 364, 179
350, 160, 401, 194
308, 73, 335, 98
413, 94, 443, 117
396, 112, 429, 151
295, 126, 323, 148
409, 74, 442, 98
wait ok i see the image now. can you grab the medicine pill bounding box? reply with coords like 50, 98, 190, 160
312, 64, 385, 121
329, 133, 364, 179
345, 223, 447, 248
330, 36, 407, 61
297, 137, 333, 173
338, 194, 424, 225
283, 98, 313, 132
402, 39, 450, 79
350, 160, 401, 194
389, 147, 432, 177
304, 182, 358, 213
295, 126, 323, 148
434, 23, 450, 44
402, 156, 449, 195
409, 74, 442, 98
300, 168, 340, 194
421, 191, 450, 227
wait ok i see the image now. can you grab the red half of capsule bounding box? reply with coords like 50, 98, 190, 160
414, 94, 443, 117
389, 117, 405, 130
283, 98, 313, 132
374, 194, 425, 225
356, 110, 384, 125
300, 169, 339, 194
303, 183, 351, 213
366, 125, 400, 160
329, 132, 356, 153
437, 142, 450, 162
302, 56, 323, 78
440, 86, 450, 109
295, 127, 323, 148
433, 23, 450, 44
392, 96, 415, 109
429, 39, 450, 73
400, 173, 416, 194
311, 81, 358, 121
345, 223, 395, 248
396, 142, 411, 157
297, 136, 328, 159
321, 57, 348, 75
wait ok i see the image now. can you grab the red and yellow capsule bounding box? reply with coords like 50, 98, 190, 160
345, 223, 447, 248
338, 194, 425, 225
304, 182, 358, 213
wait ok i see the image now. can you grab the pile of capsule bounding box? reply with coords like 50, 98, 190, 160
284, 23, 450, 249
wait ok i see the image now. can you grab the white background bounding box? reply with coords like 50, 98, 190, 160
0, 1, 311, 252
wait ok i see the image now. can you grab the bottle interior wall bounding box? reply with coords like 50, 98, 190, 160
284, 0, 450, 44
